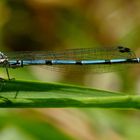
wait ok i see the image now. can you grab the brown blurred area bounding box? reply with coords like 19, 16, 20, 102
2, 0, 140, 51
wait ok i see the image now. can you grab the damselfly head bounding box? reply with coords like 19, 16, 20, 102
0, 52, 7, 60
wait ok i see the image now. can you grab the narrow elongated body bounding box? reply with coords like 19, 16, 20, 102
0, 46, 139, 79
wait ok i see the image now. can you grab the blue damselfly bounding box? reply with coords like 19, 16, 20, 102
0, 46, 139, 80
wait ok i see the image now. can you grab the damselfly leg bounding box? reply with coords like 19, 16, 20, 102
5, 65, 10, 80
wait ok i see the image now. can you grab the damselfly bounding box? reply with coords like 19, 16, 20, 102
0, 46, 139, 80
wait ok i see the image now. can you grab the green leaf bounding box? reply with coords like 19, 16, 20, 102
0, 80, 140, 108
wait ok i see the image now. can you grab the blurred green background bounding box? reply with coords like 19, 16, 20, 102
0, 0, 140, 139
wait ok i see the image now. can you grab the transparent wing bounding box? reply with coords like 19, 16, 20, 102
5, 46, 135, 60
4, 46, 135, 73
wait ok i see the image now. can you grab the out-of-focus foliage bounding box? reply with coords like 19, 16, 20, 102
0, 0, 140, 140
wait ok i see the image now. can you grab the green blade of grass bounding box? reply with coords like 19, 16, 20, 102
0, 80, 140, 108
